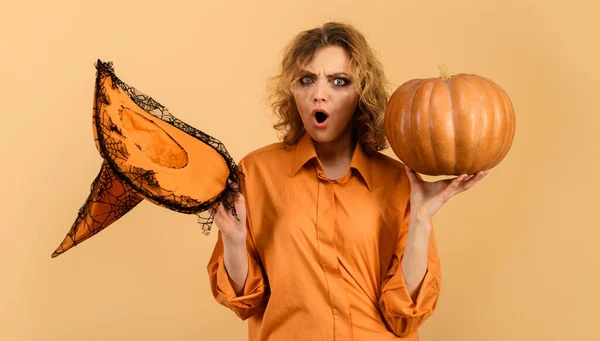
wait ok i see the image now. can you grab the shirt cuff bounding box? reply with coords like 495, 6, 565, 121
215, 253, 266, 310
380, 265, 441, 318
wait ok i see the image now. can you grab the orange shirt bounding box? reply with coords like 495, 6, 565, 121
207, 132, 441, 341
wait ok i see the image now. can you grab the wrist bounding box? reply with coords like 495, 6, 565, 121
410, 213, 433, 233
222, 231, 247, 249
411, 209, 432, 222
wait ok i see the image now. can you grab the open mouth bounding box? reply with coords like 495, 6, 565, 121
315, 111, 328, 123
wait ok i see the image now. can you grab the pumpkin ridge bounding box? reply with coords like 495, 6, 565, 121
420, 79, 437, 174
387, 80, 411, 168
447, 76, 458, 174
428, 79, 451, 175
489, 83, 515, 169
453, 75, 474, 174
475, 76, 499, 171
391, 79, 421, 165
501, 87, 516, 163
461, 75, 484, 174
406, 80, 426, 171
427, 80, 444, 174
486, 83, 508, 169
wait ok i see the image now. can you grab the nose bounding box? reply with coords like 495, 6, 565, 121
312, 79, 328, 103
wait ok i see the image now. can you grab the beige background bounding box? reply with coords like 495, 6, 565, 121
1, 0, 599, 340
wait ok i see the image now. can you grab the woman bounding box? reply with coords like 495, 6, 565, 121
207, 21, 487, 341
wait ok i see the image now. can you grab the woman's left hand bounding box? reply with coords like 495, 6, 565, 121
404, 166, 489, 222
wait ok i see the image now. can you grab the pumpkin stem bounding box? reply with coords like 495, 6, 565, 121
438, 63, 451, 81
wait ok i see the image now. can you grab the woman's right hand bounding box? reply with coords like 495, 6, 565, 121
212, 180, 247, 245
212, 180, 250, 294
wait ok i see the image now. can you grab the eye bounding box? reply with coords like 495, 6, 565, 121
333, 78, 348, 86
300, 76, 313, 84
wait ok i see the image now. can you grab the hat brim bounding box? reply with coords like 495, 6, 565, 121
51, 60, 242, 258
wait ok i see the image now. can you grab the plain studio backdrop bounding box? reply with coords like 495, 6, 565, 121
1, 1, 598, 340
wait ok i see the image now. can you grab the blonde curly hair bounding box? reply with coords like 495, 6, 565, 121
267, 21, 390, 154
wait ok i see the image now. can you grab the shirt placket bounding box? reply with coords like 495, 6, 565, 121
316, 169, 353, 341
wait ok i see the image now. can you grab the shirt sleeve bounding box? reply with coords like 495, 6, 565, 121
206, 162, 269, 321
378, 201, 442, 337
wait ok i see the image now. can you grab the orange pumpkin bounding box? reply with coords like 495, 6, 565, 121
384, 64, 516, 176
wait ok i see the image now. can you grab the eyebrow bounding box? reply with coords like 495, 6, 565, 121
300, 70, 351, 78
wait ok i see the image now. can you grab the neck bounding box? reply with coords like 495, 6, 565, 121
313, 126, 355, 166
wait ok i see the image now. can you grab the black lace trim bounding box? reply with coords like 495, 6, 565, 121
94, 59, 242, 235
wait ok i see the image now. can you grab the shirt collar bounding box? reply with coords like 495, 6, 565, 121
289, 131, 372, 191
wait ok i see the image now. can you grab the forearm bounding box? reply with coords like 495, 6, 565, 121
401, 216, 432, 302
223, 238, 249, 296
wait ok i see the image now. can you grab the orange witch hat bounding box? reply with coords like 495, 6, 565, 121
51, 60, 242, 258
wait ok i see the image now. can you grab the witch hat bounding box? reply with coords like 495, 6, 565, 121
51, 60, 242, 258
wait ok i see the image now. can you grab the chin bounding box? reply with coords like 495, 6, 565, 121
304, 127, 340, 144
